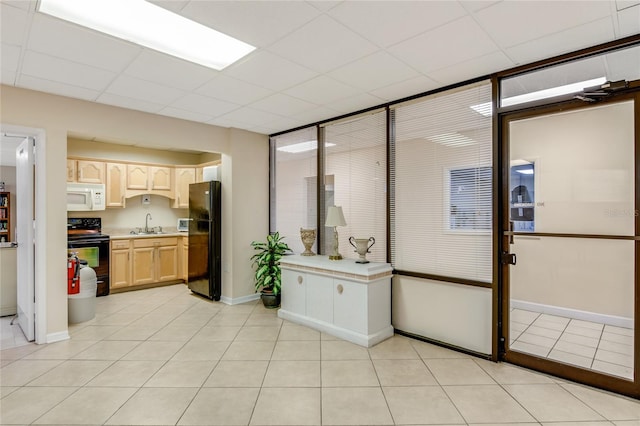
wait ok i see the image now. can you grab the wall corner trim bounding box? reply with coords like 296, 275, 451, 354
219, 293, 261, 306
46, 331, 70, 344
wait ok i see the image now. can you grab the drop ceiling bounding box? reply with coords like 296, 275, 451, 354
1, 0, 639, 140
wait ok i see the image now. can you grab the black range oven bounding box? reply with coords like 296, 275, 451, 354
67, 217, 110, 296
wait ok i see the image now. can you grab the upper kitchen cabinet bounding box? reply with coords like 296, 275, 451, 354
106, 163, 126, 208
126, 164, 148, 190
126, 164, 173, 195
150, 166, 172, 191
174, 167, 195, 209
67, 159, 105, 184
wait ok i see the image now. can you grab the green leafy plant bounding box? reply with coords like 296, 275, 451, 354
250, 232, 291, 296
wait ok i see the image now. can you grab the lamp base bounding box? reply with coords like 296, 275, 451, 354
329, 254, 343, 260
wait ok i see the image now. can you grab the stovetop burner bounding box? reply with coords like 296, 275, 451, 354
67, 218, 109, 240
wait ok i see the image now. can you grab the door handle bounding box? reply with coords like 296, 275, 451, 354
501, 252, 517, 265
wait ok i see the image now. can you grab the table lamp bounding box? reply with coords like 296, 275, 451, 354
325, 206, 346, 260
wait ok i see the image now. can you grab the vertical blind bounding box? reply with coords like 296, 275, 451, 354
322, 110, 387, 262
390, 82, 493, 282
271, 127, 318, 254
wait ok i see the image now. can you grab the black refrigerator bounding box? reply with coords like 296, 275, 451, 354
187, 180, 221, 301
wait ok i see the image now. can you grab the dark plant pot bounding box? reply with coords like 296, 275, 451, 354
260, 291, 281, 309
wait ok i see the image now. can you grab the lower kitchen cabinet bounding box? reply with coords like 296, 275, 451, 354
111, 236, 182, 290
132, 237, 179, 285
181, 236, 188, 281
278, 255, 393, 347
110, 239, 132, 289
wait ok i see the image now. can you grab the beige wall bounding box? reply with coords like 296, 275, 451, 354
510, 101, 635, 319
0, 85, 269, 341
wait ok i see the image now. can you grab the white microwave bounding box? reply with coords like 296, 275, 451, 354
67, 183, 106, 211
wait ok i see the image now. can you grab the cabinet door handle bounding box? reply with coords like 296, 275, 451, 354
336, 284, 343, 295
297, 275, 303, 284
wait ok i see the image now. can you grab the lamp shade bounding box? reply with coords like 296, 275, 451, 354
325, 206, 346, 227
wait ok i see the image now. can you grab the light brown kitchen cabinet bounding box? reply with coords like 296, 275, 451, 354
110, 239, 132, 289
106, 162, 126, 208
67, 159, 105, 183
150, 167, 172, 191
181, 236, 189, 281
174, 167, 195, 208
66, 159, 76, 183
126, 164, 148, 190
132, 237, 179, 286
77, 160, 105, 183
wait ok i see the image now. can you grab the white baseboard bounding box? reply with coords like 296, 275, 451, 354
511, 299, 633, 329
46, 331, 70, 344
219, 293, 261, 305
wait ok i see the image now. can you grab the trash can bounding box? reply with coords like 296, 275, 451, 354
68, 261, 97, 324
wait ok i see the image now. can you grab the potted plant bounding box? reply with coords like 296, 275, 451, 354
251, 232, 291, 308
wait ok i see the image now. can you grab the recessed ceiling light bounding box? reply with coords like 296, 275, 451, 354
37, 0, 256, 71
277, 140, 335, 154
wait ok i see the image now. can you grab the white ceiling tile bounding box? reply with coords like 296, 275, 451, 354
267, 15, 379, 73
179, 1, 319, 48
260, 115, 308, 133
329, 1, 467, 47
171, 93, 240, 117
329, 51, 420, 91
27, 14, 141, 72
306, 1, 342, 12
21, 50, 116, 90
157, 106, 215, 123
224, 50, 317, 91
96, 92, 164, 114
2, 1, 32, 11
0, 69, 16, 86
617, 4, 640, 36
616, 0, 640, 10
389, 16, 498, 74
105, 75, 185, 105
246, 125, 277, 135
1, 43, 21, 72
1, 3, 30, 45
474, 1, 613, 48
216, 107, 287, 127
369, 75, 441, 102
196, 75, 273, 104
123, 50, 217, 91
17, 74, 100, 100
506, 18, 616, 66
459, 1, 501, 13
284, 76, 361, 105
428, 51, 514, 86
291, 105, 341, 125
328, 92, 386, 114
250, 93, 318, 117
147, 0, 189, 13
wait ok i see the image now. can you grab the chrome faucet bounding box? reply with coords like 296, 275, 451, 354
145, 213, 152, 233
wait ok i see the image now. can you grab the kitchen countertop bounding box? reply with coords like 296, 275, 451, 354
105, 227, 188, 240
0, 242, 16, 249
109, 232, 188, 240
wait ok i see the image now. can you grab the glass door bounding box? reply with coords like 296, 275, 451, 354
501, 96, 639, 397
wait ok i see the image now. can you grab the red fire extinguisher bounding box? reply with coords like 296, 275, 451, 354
67, 252, 80, 294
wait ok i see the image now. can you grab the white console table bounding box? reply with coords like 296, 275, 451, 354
278, 255, 393, 347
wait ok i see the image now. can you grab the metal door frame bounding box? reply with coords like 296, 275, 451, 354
497, 91, 640, 398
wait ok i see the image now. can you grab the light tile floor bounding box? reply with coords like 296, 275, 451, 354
1, 284, 640, 425
0, 315, 28, 350
511, 308, 634, 380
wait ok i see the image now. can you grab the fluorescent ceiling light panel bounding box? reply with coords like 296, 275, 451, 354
501, 77, 607, 107
429, 132, 476, 147
515, 168, 534, 175
37, 0, 256, 71
470, 102, 492, 117
277, 140, 335, 153
470, 77, 609, 114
